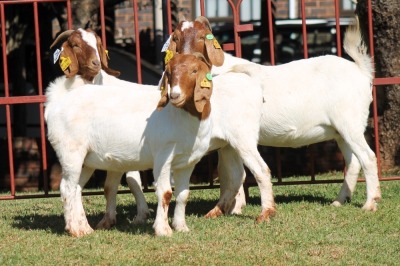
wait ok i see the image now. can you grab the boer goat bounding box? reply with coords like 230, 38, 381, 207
166, 16, 381, 212
45, 53, 215, 237
49, 28, 150, 228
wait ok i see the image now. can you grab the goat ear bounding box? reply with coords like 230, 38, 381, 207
59, 42, 79, 78
205, 34, 224, 67
157, 71, 169, 110
96, 36, 121, 77
194, 72, 213, 113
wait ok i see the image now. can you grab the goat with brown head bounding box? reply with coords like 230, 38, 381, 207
50, 28, 120, 81
157, 52, 213, 120
166, 16, 224, 67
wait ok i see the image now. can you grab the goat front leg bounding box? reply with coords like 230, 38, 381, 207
96, 171, 123, 230
125, 171, 150, 224
153, 156, 174, 236
206, 145, 246, 218
60, 165, 94, 237
172, 166, 194, 233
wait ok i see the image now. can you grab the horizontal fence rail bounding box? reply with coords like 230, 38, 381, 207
0, 0, 399, 200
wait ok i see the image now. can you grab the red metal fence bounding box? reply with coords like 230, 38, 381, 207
0, 0, 399, 200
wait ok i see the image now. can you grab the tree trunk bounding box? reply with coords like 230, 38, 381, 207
356, 0, 400, 172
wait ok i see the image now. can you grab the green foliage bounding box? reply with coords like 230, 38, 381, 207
0, 174, 399, 265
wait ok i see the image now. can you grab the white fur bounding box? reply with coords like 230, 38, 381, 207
213, 20, 381, 211
45, 63, 276, 237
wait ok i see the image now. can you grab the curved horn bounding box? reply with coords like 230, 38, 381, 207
195, 16, 212, 31
50, 30, 75, 49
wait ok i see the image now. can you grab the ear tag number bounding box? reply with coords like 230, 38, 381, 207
213, 38, 221, 49
200, 77, 212, 88
164, 50, 174, 64
59, 56, 72, 71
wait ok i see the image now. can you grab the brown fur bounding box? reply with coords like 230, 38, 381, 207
157, 53, 212, 120
51, 29, 120, 81
168, 16, 224, 67
162, 190, 173, 210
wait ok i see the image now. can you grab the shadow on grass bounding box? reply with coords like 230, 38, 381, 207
10, 192, 340, 236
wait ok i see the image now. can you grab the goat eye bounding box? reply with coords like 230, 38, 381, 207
192, 69, 198, 74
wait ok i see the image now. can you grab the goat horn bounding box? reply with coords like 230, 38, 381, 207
195, 16, 212, 31
50, 30, 75, 49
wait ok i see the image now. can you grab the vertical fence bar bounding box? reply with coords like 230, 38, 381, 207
267, 0, 275, 65
132, 0, 142, 84
300, 0, 308, 59
33, 1, 49, 194
333, 0, 342, 57
1, 3, 16, 198
99, 0, 107, 48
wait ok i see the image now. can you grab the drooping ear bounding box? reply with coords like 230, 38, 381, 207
95, 35, 121, 77
195, 16, 224, 67
157, 70, 169, 110
59, 42, 79, 78
204, 33, 224, 67
194, 71, 213, 113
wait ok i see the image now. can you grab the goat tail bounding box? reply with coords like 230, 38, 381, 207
343, 16, 374, 79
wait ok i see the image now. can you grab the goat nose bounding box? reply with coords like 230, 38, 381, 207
92, 59, 100, 67
170, 85, 181, 99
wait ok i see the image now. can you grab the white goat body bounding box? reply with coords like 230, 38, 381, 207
46, 55, 214, 237
49, 28, 152, 229
168, 17, 381, 212
45, 52, 275, 236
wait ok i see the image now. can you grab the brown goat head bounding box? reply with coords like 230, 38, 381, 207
167, 16, 224, 67
50, 29, 120, 81
157, 53, 213, 119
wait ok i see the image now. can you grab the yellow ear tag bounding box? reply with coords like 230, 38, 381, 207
59, 56, 72, 71
105, 49, 110, 59
200, 77, 212, 88
213, 38, 221, 49
164, 50, 174, 65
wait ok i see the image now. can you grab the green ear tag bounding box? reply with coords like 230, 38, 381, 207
206, 73, 213, 81
206, 34, 214, 40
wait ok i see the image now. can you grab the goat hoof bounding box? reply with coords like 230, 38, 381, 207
173, 223, 190, 233
95, 216, 116, 230
255, 207, 276, 224
205, 206, 223, 218
362, 201, 378, 212
67, 226, 94, 237
154, 225, 173, 237
331, 200, 343, 207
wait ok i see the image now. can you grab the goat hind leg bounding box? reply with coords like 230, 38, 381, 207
205, 146, 245, 218
332, 138, 362, 207
96, 170, 123, 230
239, 147, 276, 223
341, 133, 381, 211
126, 171, 150, 224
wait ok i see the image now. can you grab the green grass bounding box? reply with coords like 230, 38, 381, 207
0, 174, 399, 265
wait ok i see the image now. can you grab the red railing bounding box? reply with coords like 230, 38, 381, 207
0, 0, 399, 200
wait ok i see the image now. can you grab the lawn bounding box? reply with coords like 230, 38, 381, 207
0, 174, 399, 265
